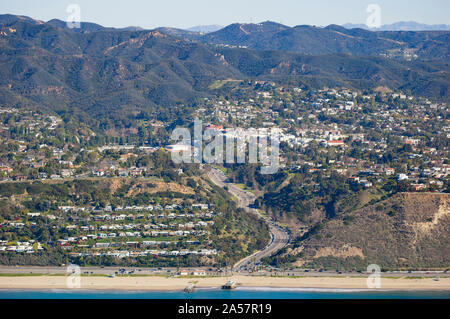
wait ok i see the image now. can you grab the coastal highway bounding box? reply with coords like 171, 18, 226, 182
0, 265, 447, 278
206, 167, 291, 272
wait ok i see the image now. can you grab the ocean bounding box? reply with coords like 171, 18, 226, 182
0, 287, 449, 299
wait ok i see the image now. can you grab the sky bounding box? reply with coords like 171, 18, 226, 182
1, 0, 449, 29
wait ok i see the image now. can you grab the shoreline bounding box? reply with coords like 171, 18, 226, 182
0, 275, 449, 292
1, 287, 449, 294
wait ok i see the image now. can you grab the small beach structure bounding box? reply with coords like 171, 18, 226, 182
184, 283, 196, 293
221, 280, 236, 290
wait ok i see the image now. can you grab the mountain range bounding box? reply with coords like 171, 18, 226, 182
186, 25, 223, 33
3, 15, 448, 59
0, 14, 448, 127
342, 21, 450, 31
200, 21, 450, 59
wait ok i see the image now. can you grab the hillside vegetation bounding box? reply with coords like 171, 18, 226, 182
203, 22, 450, 60
0, 15, 448, 132
288, 193, 450, 270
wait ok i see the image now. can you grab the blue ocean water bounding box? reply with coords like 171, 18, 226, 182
0, 288, 449, 299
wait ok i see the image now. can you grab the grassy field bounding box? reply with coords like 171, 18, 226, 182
234, 183, 257, 195
208, 79, 241, 90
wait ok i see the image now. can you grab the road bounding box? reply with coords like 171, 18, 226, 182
207, 167, 291, 272
0, 265, 447, 278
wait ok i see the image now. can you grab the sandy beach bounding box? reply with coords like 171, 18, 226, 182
0, 275, 449, 291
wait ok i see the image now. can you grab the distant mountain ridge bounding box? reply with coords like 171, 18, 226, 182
342, 21, 450, 31
0, 14, 42, 25
0, 14, 448, 126
1, 14, 448, 33
186, 25, 223, 33
1, 15, 448, 60
0, 15, 145, 33
201, 21, 450, 59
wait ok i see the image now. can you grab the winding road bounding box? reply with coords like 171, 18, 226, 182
207, 167, 291, 272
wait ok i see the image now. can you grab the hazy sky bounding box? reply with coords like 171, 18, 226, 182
1, 0, 449, 29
